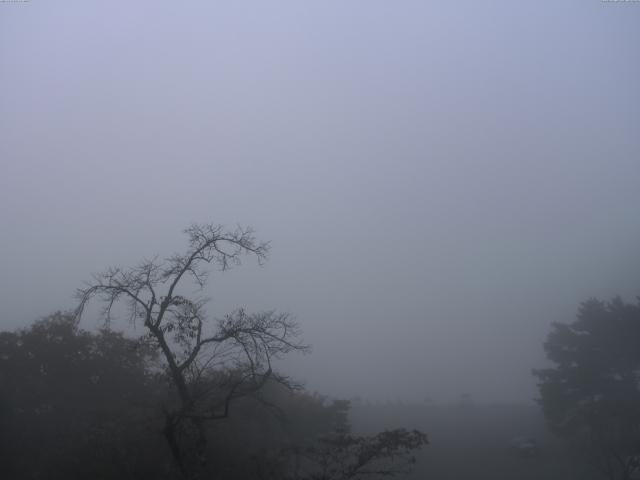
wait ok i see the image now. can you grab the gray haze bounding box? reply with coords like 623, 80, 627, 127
1, 1, 639, 404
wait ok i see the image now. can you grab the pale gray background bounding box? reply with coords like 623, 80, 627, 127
1, 1, 639, 404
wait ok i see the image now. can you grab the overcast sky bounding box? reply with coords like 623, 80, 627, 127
1, 1, 639, 404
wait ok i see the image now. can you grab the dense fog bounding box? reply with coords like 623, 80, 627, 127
1, 2, 639, 479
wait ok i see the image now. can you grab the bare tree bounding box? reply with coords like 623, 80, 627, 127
75, 223, 309, 479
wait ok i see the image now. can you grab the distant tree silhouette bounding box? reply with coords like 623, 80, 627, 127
534, 297, 640, 480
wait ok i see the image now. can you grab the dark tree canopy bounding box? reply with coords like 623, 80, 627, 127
534, 297, 640, 480
0, 312, 171, 479
0, 313, 427, 480
0, 313, 372, 479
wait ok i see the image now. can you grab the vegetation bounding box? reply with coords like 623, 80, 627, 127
5, 223, 637, 480
0, 312, 427, 479
1, 223, 427, 479
0, 312, 168, 478
534, 297, 640, 480
74, 223, 309, 478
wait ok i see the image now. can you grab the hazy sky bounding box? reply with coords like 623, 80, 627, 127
1, 1, 639, 404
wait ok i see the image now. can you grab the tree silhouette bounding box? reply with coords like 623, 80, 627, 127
534, 297, 640, 480
290, 428, 428, 480
75, 223, 309, 479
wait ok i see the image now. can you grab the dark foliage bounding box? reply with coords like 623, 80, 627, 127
0, 312, 173, 479
291, 428, 428, 480
0, 313, 426, 479
534, 297, 640, 480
